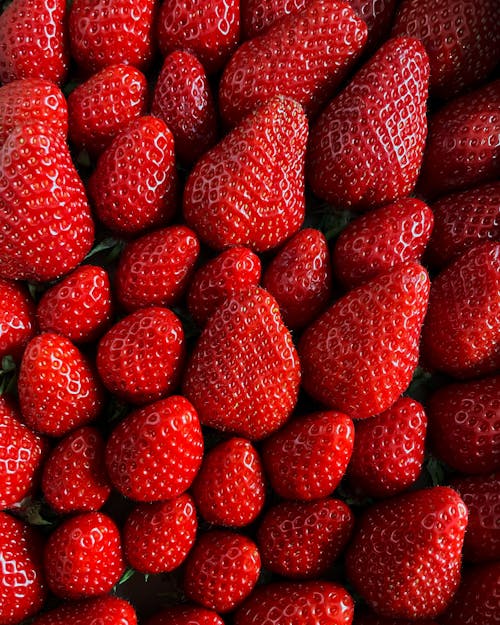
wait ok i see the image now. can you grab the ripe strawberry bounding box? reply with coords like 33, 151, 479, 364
0, 512, 46, 625
262, 228, 332, 330
0, 279, 36, 361
147, 605, 223, 625
299, 262, 430, 419
347, 397, 427, 498
115, 226, 200, 312
105, 396, 203, 501
219, 0, 367, 127
183, 530, 261, 613
183, 287, 300, 440
123, 494, 197, 573
183, 96, 307, 252
156, 0, 240, 75
41, 426, 111, 515
96, 308, 185, 405
18, 333, 103, 437
333, 198, 434, 289
151, 51, 218, 166
31, 596, 137, 625
307, 37, 429, 210
0, 0, 68, 85
0, 124, 94, 282
257, 498, 353, 578
345, 486, 468, 619
67, 64, 147, 156
187, 246, 262, 326
192, 437, 266, 527
421, 242, 500, 378
88, 116, 177, 237
44, 511, 124, 599
37, 265, 112, 344
427, 376, 500, 474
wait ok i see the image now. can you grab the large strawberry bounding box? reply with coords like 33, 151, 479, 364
307, 37, 429, 210
31, 596, 137, 625
147, 606, 223, 625
0, 279, 36, 361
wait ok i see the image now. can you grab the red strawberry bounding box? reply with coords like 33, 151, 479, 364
257, 498, 353, 578
347, 397, 427, 498
0, 512, 46, 625
123, 494, 197, 573
96, 308, 185, 405
299, 262, 430, 419
183, 530, 261, 613
105, 396, 203, 501
67, 64, 147, 156
44, 511, 124, 599
88, 116, 177, 237
307, 37, 429, 210
183, 287, 300, 440
18, 333, 103, 437
219, 0, 367, 127
0, 279, 36, 361
354, 613, 438, 625
262, 228, 332, 330
192, 437, 266, 527
0, 0, 68, 84
345, 486, 468, 619
183, 96, 307, 252
115, 226, 200, 312
151, 51, 218, 166
31, 596, 137, 625
0, 124, 94, 282
41, 426, 111, 515
37, 265, 112, 344
333, 198, 434, 289
427, 376, 500, 474
147, 605, 223, 625
156, 0, 240, 75
421, 242, 500, 378
392, 0, 500, 99
187, 246, 262, 326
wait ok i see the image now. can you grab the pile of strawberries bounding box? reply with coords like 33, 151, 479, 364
0, 0, 499, 623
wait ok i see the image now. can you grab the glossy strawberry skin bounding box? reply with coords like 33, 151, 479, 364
0, 279, 36, 361
183, 287, 300, 440
31, 596, 137, 625
308, 37, 429, 211
105, 396, 203, 501
299, 262, 430, 419
349, 0, 398, 50
147, 605, 223, 625
184, 96, 307, 253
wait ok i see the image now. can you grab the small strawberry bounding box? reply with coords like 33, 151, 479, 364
0, 279, 36, 361
31, 596, 137, 625
105, 396, 203, 501
147, 605, 223, 625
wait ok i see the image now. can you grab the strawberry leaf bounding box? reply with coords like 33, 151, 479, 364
426, 456, 447, 486
118, 568, 135, 585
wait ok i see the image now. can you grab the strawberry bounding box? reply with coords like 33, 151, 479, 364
18, 333, 103, 437
105, 396, 203, 501
183, 530, 261, 613
307, 37, 429, 210
257, 498, 353, 578
186, 246, 262, 327
44, 511, 124, 599
151, 51, 218, 166
156, 0, 240, 75
115, 226, 199, 312
219, 0, 367, 127
421, 242, 500, 378
299, 262, 430, 419
88, 116, 177, 237
123, 494, 197, 573
345, 486, 468, 619
192, 437, 266, 527
41, 426, 111, 515
96, 307, 185, 405
147, 605, 223, 625
427, 376, 500, 474
0, 0, 68, 85
67, 64, 148, 156
0, 512, 46, 625
347, 397, 427, 498
183, 287, 300, 440
0, 279, 36, 361
37, 265, 112, 344
31, 596, 137, 625
333, 198, 434, 289
262, 228, 332, 330
0, 124, 94, 282
183, 96, 307, 252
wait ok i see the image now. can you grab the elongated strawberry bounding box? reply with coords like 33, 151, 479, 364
0, 279, 36, 361
31, 596, 137, 625
147, 605, 223, 625
308, 37, 429, 210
